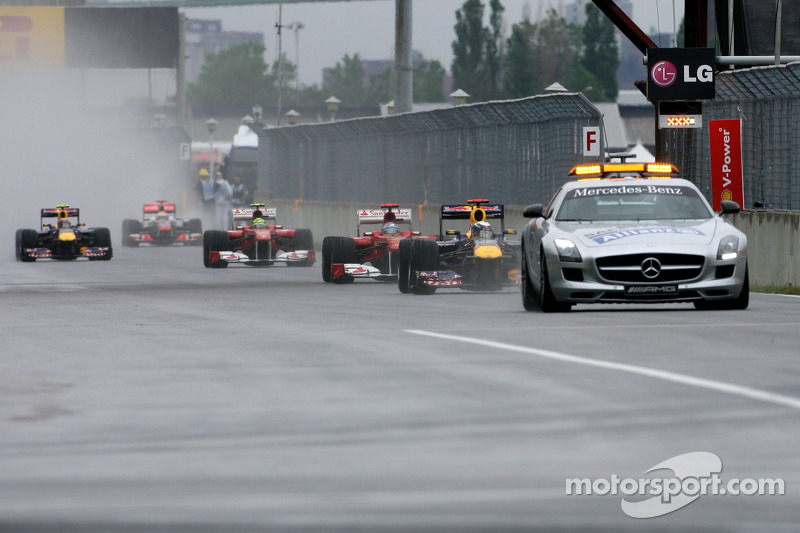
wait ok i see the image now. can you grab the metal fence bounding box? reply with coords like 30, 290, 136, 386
259, 94, 603, 207
659, 62, 800, 211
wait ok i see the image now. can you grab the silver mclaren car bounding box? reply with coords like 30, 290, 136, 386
521, 162, 749, 312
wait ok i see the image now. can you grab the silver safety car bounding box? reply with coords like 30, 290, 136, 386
520, 162, 749, 312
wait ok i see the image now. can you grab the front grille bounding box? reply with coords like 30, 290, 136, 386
596, 253, 704, 283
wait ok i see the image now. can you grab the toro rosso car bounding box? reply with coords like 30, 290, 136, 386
203, 204, 314, 267
399, 199, 521, 294
520, 162, 749, 312
16, 205, 113, 261
321, 204, 436, 284
122, 201, 202, 246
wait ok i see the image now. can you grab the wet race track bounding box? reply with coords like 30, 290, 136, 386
2, 245, 799, 532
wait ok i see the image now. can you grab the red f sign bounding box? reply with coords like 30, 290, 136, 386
709, 120, 744, 211
583, 127, 600, 156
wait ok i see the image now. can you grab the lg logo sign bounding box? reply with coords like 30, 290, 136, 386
647, 48, 716, 100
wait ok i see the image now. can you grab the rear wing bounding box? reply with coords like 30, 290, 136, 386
41, 207, 79, 229
439, 202, 505, 237
230, 207, 277, 228
143, 202, 176, 213
356, 205, 412, 235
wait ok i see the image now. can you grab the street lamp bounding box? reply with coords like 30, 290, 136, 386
285, 109, 300, 125
286, 21, 304, 93
325, 95, 340, 122
205, 118, 218, 178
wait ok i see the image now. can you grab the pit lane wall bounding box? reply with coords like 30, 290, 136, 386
260, 197, 800, 287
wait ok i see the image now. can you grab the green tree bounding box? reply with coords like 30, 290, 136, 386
581, 2, 619, 101
323, 53, 370, 108
503, 19, 538, 98
483, 0, 506, 99
415, 60, 446, 102
451, 0, 489, 99
187, 42, 272, 108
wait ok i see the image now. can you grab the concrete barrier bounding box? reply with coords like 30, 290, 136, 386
257, 195, 799, 287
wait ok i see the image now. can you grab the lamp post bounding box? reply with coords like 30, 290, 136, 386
205, 118, 218, 178
325, 96, 340, 122
285, 109, 300, 125
286, 21, 304, 93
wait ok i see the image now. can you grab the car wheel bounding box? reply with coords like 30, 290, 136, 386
322, 236, 334, 282
398, 239, 413, 293
288, 228, 314, 267
16, 229, 38, 262
330, 237, 357, 284
540, 253, 571, 313
694, 264, 749, 310
187, 218, 203, 245
92, 228, 113, 260
411, 239, 439, 295
203, 230, 229, 268
521, 246, 538, 311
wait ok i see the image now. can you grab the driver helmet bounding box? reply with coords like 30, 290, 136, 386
471, 221, 493, 241
252, 217, 267, 228
382, 221, 399, 235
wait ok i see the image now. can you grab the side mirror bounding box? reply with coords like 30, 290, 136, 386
720, 200, 741, 214
523, 204, 543, 218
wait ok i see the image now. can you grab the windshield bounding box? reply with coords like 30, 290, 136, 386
555, 184, 712, 222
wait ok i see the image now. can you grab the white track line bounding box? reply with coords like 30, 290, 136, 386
406, 329, 800, 411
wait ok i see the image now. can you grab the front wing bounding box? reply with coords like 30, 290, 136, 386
331, 263, 396, 281
209, 249, 315, 266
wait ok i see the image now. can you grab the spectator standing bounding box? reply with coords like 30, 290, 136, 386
213, 173, 233, 230
196, 168, 215, 223
230, 175, 250, 208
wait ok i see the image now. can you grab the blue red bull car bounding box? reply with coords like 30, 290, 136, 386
16, 205, 113, 261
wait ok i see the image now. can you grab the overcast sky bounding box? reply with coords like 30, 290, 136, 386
183, 0, 684, 86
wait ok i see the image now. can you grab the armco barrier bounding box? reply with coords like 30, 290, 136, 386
262, 197, 799, 288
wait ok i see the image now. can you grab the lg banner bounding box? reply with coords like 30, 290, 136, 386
708, 119, 744, 211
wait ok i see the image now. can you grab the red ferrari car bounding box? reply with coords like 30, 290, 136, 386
321, 204, 436, 284
203, 204, 314, 268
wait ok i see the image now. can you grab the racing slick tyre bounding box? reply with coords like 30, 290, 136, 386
521, 246, 538, 311
187, 219, 203, 245
121, 219, 140, 247
92, 228, 113, 260
288, 228, 315, 267
410, 239, 439, 295
16, 229, 38, 262
330, 237, 357, 284
539, 253, 571, 313
203, 230, 230, 268
694, 265, 749, 310
321, 237, 334, 282
398, 239, 413, 293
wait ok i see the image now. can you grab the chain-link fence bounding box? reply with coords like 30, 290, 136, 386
259, 94, 603, 207
659, 62, 800, 211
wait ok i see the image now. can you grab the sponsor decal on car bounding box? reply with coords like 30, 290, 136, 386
587, 227, 705, 244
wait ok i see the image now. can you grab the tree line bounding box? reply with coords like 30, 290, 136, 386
187, 0, 620, 111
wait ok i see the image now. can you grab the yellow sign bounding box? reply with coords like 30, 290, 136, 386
0, 7, 64, 69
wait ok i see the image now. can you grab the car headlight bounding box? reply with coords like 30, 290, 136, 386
554, 238, 582, 262
717, 235, 740, 260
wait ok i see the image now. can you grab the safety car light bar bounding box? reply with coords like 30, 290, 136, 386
569, 163, 678, 176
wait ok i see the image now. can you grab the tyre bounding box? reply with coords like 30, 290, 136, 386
322, 236, 334, 282
16, 229, 38, 262
121, 219, 140, 247
287, 228, 315, 267
410, 239, 439, 295
329, 237, 357, 284
398, 238, 413, 293
187, 218, 203, 245
540, 253, 571, 312
203, 230, 230, 268
694, 264, 749, 310
93, 228, 113, 260
521, 246, 538, 311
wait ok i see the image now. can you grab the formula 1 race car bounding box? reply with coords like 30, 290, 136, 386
16, 205, 113, 261
122, 201, 202, 246
398, 199, 521, 294
203, 204, 315, 267
321, 204, 436, 284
